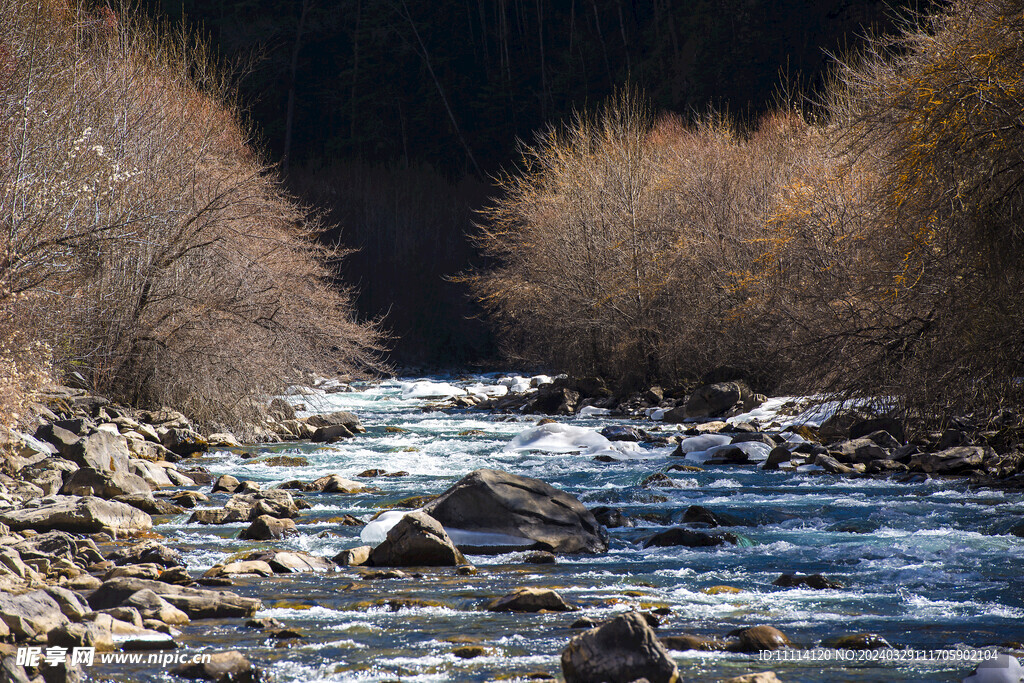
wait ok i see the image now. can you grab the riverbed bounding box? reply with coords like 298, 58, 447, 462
96, 376, 1024, 682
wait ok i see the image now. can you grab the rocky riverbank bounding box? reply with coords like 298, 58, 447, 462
2, 377, 1022, 683
454, 376, 1024, 486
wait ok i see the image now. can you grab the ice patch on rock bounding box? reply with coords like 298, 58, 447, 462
497, 376, 533, 393
359, 510, 414, 545
400, 381, 467, 400
578, 406, 612, 417
504, 423, 639, 455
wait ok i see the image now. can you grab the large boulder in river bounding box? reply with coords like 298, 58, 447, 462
369, 511, 467, 567
0, 496, 152, 536
561, 612, 679, 683
422, 468, 608, 554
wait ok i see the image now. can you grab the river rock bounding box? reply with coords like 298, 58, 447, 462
129, 459, 174, 488
680, 505, 742, 527
685, 382, 746, 419
108, 541, 182, 568
212, 475, 241, 493
0, 590, 70, 640
60, 467, 152, 498
527, 385, 580, 415
207, 561, 275, 577
825, 633, 891, 650
422, 468, 608, 554
561, 612, 679, 683
369, 511, 466, 567
831, 438, 889, 464
305, 410, 364, 432
601, 426, 647, 442
660, 634, 727, 651
644, 528, 738, 548
237, 490, 299, 518
88, 577, 261, 619
590, 506, 633, 528
36, 423, 85, 453
268, 398, 296, 422
0, 548, 44, 583
239, 515, 298, 541
640, 473, 678, 488
160, 428, 208, 456
721, 673, 782, 683
486, 587, 574, 612
9, 530, 103, 568
169, 491, 208, 508
43, 586, 91, 621
123, 589, 190, 625
0, 496, 152, 536
333, 546, 371, 567
909, 446, 988, 475
188, 507, 249, 525
311, 424, 354, 442
234, 550, 335, 574
114, 493, 185, 515
814, 454, 855, 474
172, 650, 259, 683
20, 467, 66, 496
65, 431, 130, 473
773, 573, 842, 590
763, 447, 792, 470
727, 625, 793, 652
311, 474, 365, 493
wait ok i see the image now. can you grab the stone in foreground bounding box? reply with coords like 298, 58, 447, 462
561, 612, 679, 683
422, 468, 608, 554
369, 511, 466, 567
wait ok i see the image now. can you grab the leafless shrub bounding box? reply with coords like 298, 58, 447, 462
0, 0, 382, 431
466, 90, 814, 389
753, 0, 1024, 418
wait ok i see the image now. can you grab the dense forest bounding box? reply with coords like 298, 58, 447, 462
143, 0, 934, 364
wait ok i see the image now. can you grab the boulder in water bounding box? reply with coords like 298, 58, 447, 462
561, 612, 680, 683
239, 515, 298, 541
727, 625, 793, 652
422, 468, 608, 554
369, 511, 467, 567
643, 528, 738, 548
486, 587, 575, 613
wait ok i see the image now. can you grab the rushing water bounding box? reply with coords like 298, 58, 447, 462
97, 376, 1024, 682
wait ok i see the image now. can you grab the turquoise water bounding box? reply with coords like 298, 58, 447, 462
99, 377, 1024, 682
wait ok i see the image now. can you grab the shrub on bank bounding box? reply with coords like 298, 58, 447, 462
471, 0, 1024, 420
0, 0, 381, 431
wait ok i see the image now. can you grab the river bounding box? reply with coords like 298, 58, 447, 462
96, 375, 1024, 682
